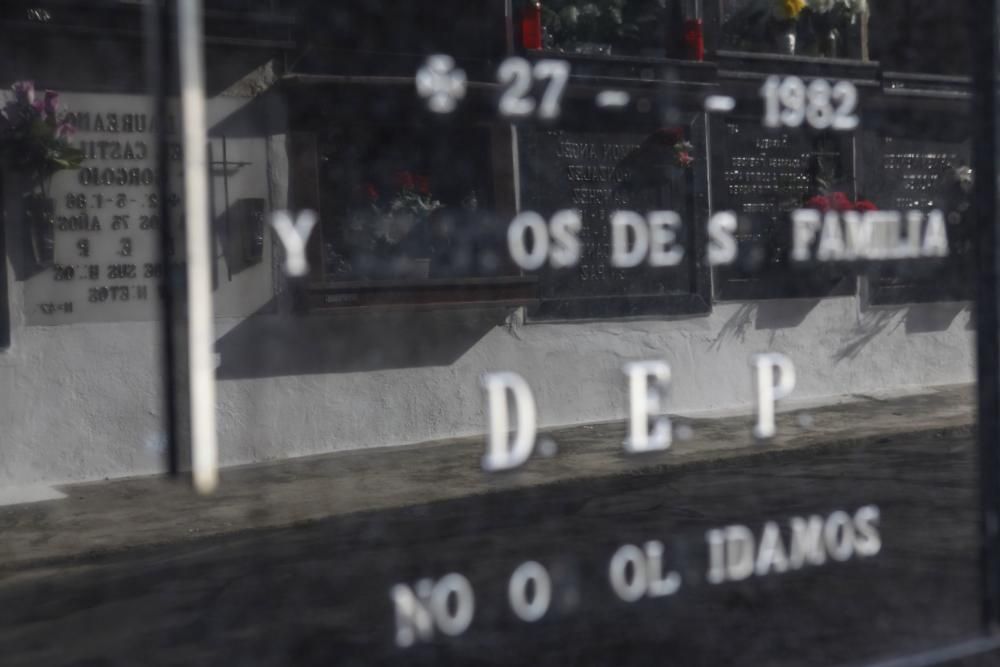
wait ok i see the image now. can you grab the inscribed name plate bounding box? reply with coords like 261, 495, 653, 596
20, 94, 183, 325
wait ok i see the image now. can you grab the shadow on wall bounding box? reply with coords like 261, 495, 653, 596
215, 303, 509, 379
710, 303, 756, 350
904, 301, 965, 334
710, 297, 968, 364
833, 301, 969, 362
833, 310, 903, 362
710, 299, 821, 350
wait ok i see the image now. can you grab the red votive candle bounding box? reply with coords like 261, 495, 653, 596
521, 1, 543, 50
684, 18, 704, 61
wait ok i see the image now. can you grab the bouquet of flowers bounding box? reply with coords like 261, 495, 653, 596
541, 0, 671, 54
806, 0, 867, 20
0, 81, 83, 193
802, 0, 866, 56
724, 0, 805, 52
774, 0, 807, 21
805, 191, 877, 212
357, 171, 442, 247
674, 138, 695, 168
726, 0, 866, 54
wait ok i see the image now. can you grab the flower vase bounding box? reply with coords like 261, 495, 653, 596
2, 170, 55, 277
573, 42, 613, 56
23, 192, 55, 267
820, 28, 841, 58
776, 26, 796, 55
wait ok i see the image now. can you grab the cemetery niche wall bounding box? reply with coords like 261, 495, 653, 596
0, 1, 998, 666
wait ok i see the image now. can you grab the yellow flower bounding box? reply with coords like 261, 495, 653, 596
774, 0, 806, 19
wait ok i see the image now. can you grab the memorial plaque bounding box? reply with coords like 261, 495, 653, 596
711, 116, 856, 300
12, 94, 183, 325
518, 118, 711, 320
858, 113, 972, 305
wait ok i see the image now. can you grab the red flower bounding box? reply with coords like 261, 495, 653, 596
854, 198, 877, 212
394, 171, 415, 190
830, 191, 854, 211
676, 151, 694, 167
805, 195, 830, 212
652, 128, 685, 146
415, 175, 431, 194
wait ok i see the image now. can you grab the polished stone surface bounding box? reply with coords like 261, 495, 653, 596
0, 384, 988, 665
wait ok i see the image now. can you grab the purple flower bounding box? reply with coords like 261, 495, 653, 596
44, 90, 59, 115
12, 81, 35, 104
56, 121, 76, 139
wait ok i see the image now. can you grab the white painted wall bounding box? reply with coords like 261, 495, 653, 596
0, 82, 977, 490
211, 296, 974, 470
0, 279, 974, 489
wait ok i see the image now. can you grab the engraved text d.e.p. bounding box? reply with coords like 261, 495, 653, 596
480, 353, 797, 472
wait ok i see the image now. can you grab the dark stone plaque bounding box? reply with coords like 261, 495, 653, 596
859, 110, 972, 305
518, 115, 711, 320
711, 116, 856, 300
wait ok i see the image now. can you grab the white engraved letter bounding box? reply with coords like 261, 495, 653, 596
922, 209, 949, 257
647, 210, 684, 267
609, 544, 647, 602
549, 209, 582, 268
853, 505, 882, 557
644, 540, 681, 597
751, 353, 797, 439
824, 510, 855, 562
508, 561, 552, 622
706, 529, 726, 584
905, 210, 924, 258
843, 211, 872, 259
791, 209, 821, 262
611, 211, 649, 268
789, 516, 827, 569
508, 211, 550, 270
393, 574, 475, 647
724, 525, 756, 581
755, 521, 790, 576
391, 580, 435, 648
817, 211, 845, 261
271, 210, 318, 277
430, 573, 475, 637
623, 361, 672, 454
481, 372, 538, 472
708, 211, 738, 266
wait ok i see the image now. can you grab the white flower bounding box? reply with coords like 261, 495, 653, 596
808, 0, 836, 13
814, 0, 868, 13
845, 0, 867, 13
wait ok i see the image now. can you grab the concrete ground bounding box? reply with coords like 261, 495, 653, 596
0, 383, 992, 665
0, 384, 975, 570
